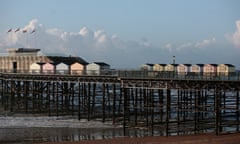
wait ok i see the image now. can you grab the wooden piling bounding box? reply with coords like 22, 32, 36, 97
0, 73, 239, 137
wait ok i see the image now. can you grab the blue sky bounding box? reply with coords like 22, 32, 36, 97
1, 0, 240, 69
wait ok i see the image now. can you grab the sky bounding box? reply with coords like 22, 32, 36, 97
0, 0, 240, 69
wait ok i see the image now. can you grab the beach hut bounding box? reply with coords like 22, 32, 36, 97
217, 64, 235, 76
190, 64, 204, 73
177, 64, 191, 75
42, 62, 55, 74
153, 64, 166, 71
56, 62, 69, 74
29, 62, 42, 73
203, 64, 218, 77
86, 62, 110, 75
203, 64, 218, 73
47, 56, 88, 75
140, 63, 154, 71
70, 62, 85, 75
165, 64, 178, 72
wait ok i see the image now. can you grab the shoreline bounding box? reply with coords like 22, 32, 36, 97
43, 132, 240, 144
1, 115, 240, 144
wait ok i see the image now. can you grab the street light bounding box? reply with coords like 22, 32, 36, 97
173, 56, 175, 64
173, 56, 176, 78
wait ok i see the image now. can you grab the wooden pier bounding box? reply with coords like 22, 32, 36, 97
0, 71, 240, 136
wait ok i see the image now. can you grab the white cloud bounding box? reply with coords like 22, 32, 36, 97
194, 37, 216, 48
0, 19, 153, 68
225, 20, 240, 48
164, 43, 172, 51
163, 38, 216, 51
1, 19, 239, 68
79, 27, 91, 36
176, 43, 192, 50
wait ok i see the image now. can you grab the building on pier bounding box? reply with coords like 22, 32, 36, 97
0, 48, 47, 72
165, 64, 178, 72
217, 64, 236, 76
0, 48, 88, 73
86, 62, 111, 75
140, 63, 154, 71
190, 64, 204, 73
153, 64, 166, 71
177, 64, 191, 75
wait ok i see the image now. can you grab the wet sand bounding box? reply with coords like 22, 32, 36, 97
1, 114, 240, 144
44, 133, 240, 144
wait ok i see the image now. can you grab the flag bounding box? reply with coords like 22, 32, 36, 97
22, 30, 27, 33
7, 29, 12, 33
31, 29, 35, 34
15, 28, 20, 33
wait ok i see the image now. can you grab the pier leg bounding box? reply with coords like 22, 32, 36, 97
47, 82, 51, 116
92, 83, 96, 116
24, 81, 29, 113
236, 89, 239, 131
56, 82, 59, 116
112, 84, 116, 125
102, 83, 106, 123
215, 88, 221, 135
10, 80, 15, 112
166, 89, 171, 136
123, 87, 127, 136
78, 82, 81, 120
71, 83, 75, 116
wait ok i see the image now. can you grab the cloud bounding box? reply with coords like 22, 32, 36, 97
164, 43, 173, 51
194, 37, 216, 48
225, 20, 240, 48
164, 38, 216, 52
0, 19, 153, 68
176, 43, 192, 50
1, 19, 239, 69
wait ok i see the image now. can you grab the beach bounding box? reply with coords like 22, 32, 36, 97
1, 115, 240, 144
43, 133, 240, 144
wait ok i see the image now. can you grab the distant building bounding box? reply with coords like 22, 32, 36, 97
7, 48, 40, 56
70, 62, 86, 75
153, 64, 166, 71
165, 64, 178, 72
0, 48, 88, 74
0, 48, 47, 73
177, 64, 191, 74
217, 64, 235, 76
203, 64, 218, 76
47, 56, 88, 74
56, 62, 69, 74
141, 63, 154, 71
29, 62, 43, 73
190, 64, 204, 73
203, 64, 218, 73
86, 62, 110, 75
42, 62, 55, 74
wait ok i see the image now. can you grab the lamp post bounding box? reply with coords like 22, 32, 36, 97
173, 56, 175, 65
173, 56, 176, 78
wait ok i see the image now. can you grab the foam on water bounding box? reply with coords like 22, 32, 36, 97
0, 116, 115, 128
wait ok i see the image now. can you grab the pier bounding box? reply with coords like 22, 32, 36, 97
0, 71, 240, 136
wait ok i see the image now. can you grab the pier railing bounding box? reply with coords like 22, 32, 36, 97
0, 69, 240, 81
117, 70, 240, 81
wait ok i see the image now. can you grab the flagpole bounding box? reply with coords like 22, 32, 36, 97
14, 28, 20, 48
31, 29, 36, 48
7, 29, 13, 47
11, 31, 13, 47
22, 29, 28, 47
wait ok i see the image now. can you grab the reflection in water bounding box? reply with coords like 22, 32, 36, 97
0, 127, 153, 143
